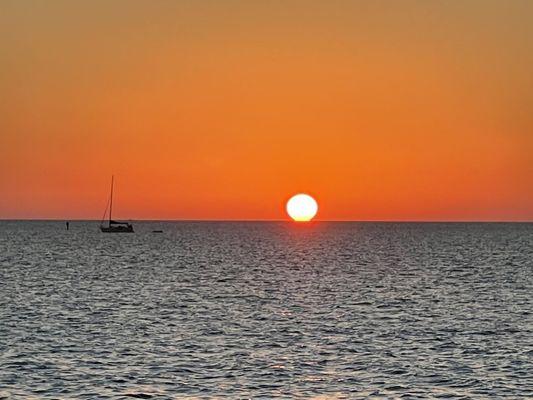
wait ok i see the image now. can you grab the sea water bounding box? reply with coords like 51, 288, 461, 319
0, 221, 532, 399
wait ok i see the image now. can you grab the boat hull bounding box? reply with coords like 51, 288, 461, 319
100, 226, 134, 233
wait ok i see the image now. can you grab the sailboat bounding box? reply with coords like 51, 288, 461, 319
100, 176, 134, 233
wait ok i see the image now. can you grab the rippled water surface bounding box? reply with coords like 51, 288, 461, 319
1, 221, 532, 399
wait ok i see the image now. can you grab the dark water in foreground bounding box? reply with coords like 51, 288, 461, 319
0, 221, 532, 399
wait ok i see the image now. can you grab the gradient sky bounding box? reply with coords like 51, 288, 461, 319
1, 1, 532, 220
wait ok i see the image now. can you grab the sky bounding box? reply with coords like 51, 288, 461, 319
1, 0, 532, 221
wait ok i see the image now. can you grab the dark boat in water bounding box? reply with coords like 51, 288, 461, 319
101, 221, 133, 233
100, 176, 134, 233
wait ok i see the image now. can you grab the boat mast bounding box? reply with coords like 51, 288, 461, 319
109, 175, 114, 224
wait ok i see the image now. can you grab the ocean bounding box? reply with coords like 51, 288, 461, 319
0, 221, 532, 399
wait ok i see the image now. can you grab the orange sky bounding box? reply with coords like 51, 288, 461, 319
1, 1, 532, 221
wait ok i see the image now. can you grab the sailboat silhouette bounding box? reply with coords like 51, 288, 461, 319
100, 176, 134, 233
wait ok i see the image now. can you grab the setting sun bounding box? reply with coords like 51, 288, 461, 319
286, 194, 318, 222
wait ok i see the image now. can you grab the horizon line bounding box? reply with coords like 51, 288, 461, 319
1, 218, 531, 223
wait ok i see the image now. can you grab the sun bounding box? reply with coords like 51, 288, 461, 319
286, 194, 318, 222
